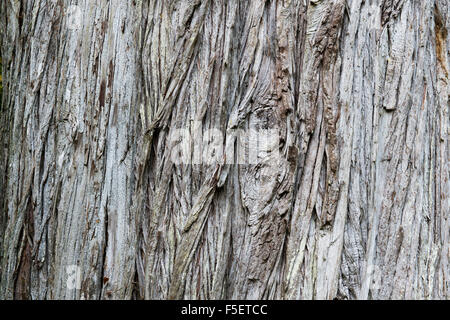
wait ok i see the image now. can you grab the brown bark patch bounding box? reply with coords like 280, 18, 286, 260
434, 6, 448, 79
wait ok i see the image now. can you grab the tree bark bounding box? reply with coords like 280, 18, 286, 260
0, 0, 448, 300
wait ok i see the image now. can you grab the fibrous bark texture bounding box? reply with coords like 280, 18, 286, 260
0, 0, 448, 300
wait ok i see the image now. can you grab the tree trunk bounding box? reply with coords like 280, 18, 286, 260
0, 0, 448, 300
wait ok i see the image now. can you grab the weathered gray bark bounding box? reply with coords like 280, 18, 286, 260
0, 0, 448, 300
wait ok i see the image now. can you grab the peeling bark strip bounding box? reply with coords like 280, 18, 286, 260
0, 0, 448, 300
